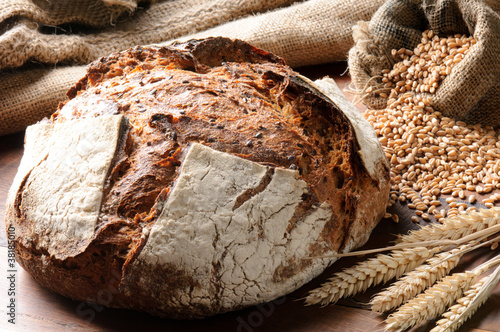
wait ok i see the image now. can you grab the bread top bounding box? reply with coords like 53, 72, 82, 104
7, 37, 389, 318
49, 38, 384, 255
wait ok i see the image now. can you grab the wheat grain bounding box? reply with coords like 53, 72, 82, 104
384, 271, 477, 332
371, 246, 465, 313
304, 247, 438, 306
364, 30, 500, 222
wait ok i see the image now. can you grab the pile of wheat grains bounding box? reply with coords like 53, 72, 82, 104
363, 29, 500, 223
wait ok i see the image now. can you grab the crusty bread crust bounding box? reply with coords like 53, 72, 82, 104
6, 37, 390, 318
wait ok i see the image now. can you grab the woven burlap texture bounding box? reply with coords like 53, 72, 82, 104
348, 0, 500, 127
0, 0, 386, 136
0, 0, 140, 28
0, 0, 299, 69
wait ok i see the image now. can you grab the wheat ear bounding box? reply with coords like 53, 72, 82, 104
430, 277, 487, 332
313, 219, 500, 261
384, 271, 477, 332
432, 257, 500, 332
371, 235, 500, 313
371, 245, 465, 313
397, 208, 500, 244
304, 247, 438, 306
384, 255, 500, 332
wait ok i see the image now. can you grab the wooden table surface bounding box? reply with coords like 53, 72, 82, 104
1, 63, 499, 332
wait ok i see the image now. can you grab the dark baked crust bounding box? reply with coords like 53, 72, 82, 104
7, 37, 390, 318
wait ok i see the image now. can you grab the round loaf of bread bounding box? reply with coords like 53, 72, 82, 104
6, 38, 390, 318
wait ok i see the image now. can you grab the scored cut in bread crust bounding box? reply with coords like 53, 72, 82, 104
5, 37, 390, 318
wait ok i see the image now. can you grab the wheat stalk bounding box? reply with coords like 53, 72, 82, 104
304, 208, 500, 330
430, 277, 487, 332
371, 233, 500, 313
384, 271, 477, 332
431, 257, 500, 332
371, 245, 465, 313
397, 208, 500, 244
310, 217, 500, 260
384, 255, 500, 332
304, 247, 439, 306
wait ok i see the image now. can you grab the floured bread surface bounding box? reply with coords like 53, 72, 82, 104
123, 143, 334, 315
6, 37, 390, 319
8, 115, 126, 259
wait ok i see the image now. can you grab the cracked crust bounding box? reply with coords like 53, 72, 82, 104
5, 37, 390, 318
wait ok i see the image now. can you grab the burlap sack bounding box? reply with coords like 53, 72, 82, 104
173, 0, 386, 67
0, 0, 140, 28
348, 0, 500, 126
0, 0, 386, 136
0, 0, 299, 69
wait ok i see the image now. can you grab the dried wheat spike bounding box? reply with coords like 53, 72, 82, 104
304, 247, 438, 306
431, 261, 500, 332
371, 246, 465, 313
397, 208, 500, 244
430, 277, 487, 332
384, 272, 477, 332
